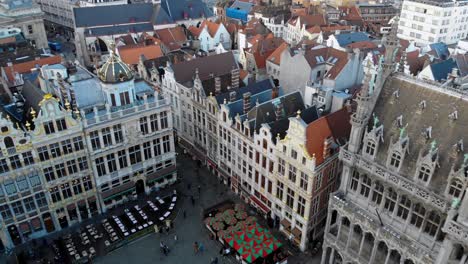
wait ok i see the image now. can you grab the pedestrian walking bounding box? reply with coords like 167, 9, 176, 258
174, 234, 178, 244
193, 242, 199, 255
199, 242, 204, 254
191, 196, 195, 206
198, 185, 201, 194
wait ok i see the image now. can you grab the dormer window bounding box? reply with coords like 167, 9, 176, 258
390, 152, 401, 168
56, 119, 67, 131
448, 179, 463, 198
44, 121, 55, 135
417, 164, 432, 182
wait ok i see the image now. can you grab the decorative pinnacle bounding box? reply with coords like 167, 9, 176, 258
464, 154, 468, 165
25, 121, 31, 131
64, 99, 71, 111
296, 110, 301, 118
30, 108, 36, 119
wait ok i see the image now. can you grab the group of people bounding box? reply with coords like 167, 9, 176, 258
159, 241, 170, 256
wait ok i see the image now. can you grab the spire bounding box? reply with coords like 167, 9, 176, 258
398, 49, 407, 73
382, 15, 400, 75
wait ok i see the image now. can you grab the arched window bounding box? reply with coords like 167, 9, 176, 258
365, 140, 376, 156
449, 179, 463, 198
390, 151, 401, 168
4, 137, 14, 149
384, 188, 398, 212
360, 174, 372, 198
418, 164, 432, 182
262, 139, 268, 149
371, 181, 384, 205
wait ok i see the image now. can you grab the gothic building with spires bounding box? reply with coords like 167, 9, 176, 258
321, 16, 468, 264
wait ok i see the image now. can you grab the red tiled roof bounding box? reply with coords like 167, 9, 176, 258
154, 26, 187, 51
239, 69, 248, 80
288, 14, 326, 27
266, 42, 288, 65
246, 36, 284, 69
346, 41, 377, 50
3, 55, 62, 83
118, 44, 164, 65
188, 20, 222, 38
305, 108, 351, 165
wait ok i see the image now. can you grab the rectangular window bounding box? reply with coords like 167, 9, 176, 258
300, 172, 308, 191
372, 182, 383, 205
22, 151, 34, 166
153, 138, 161, 156
0, 204, 12, 219
350, 171, 359, 191
44, 167, 55, 182
50, 143, 61, 158
110, 94, 116, 107
113, 125, 123, 144
160, 111, 168, 129
55, 163, 67, 178
162, 135, 171, 153
16, 176, 28, 191
90, 131, 101, 150
61, 139, 73, 155
140, 117, 149, 135
102, 128, 112, 147
286, 188, 294, 208
10, 155, 22, 169
119, 91, 130, 105
65, 160, 77, 175
291, 149, 297, 159
38, 146, 49, 161
95, 157, 106, 176
11, 201, 24, 215
44, 121, 55, 135
61, 183, 72, 199
150, 114, 159, 132
73, 136, 84, 151
72, 179, 83, 195
312, 196, 320, 214
276, 181, 284, 200
118, 150, 128, 168
107, 154, 117, 173
129, 145, 142, 165
0, 159, 8, 173
56, 119, 67, 131
297, 196, 306, 217
278, 158, 285, 176
143, 142, 152, 160
50, 187, 61, 203
83, 176, 93, 191
78, 157, 88, 171
35, 192, 47, 208
27, 24, 33, 34
384, 189, 397, 213
28, 174, 41, 187
288, 165, 297, 183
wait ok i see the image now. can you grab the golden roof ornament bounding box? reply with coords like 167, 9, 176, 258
64, 99, 71, 111
25, 121, 31, 131
30, 108, 36, 119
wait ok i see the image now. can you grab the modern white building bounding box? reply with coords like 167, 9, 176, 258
398, 0, 468, 45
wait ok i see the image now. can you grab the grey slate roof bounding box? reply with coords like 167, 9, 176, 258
373, 75, 468, 193
84, 23, 154, 37
215, 78, 274, 105
269, 106, 319, 143
160, 0, 213, 22
74, 3, 154, 28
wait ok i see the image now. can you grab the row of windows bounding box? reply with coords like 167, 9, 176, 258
43, 157, 88, 182
49, 176, 93, 203
350, 171, 443, 238
0, 174, 42, 196
0, 151, 34, 174
43, 119, 67, 135
94, 136, 171, 177
37, 136, 84, 161
139, 111, 169, 135
0, 192, 47, 220
89, 124, 123, 151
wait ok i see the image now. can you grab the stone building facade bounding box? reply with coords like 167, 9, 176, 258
321, 16, 468, 264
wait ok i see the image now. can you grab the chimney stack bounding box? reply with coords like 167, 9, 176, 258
243, 92, 251, 114
215, 76, 221, 94
231, 66, 240, 89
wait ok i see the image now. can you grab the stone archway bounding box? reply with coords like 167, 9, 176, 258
360, 232, 375, 260
388, 249, 402, 264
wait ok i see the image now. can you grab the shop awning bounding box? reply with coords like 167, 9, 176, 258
280, 218, 291, 229
101, 182, 135, 200
292, 227, 302, 238
147, 165, 176, 182
250, 195, 270, 214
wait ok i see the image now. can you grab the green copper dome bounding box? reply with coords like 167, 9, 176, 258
97, 51, 134, 84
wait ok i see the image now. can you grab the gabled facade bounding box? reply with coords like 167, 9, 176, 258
188, 20, 231, 52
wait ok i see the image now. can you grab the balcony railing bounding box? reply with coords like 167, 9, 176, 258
444, 219, 468, 243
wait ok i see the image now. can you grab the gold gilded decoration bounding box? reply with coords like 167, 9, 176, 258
64, 99, 71, 111
30, 108, 36, 119
25, 121, 31, 131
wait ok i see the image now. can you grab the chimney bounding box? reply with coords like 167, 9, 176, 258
215, 76, 221, 94
275, 103, 283, 120
229, 91, 237, 101
249, 71, 257, 84
323, 136, 333, 159
243, 92, 251, 114
231, 66, 240, 89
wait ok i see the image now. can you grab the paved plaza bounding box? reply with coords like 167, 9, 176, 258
95, 149, 321, 264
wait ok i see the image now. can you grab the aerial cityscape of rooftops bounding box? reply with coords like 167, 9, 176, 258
0, 0, 466, 263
